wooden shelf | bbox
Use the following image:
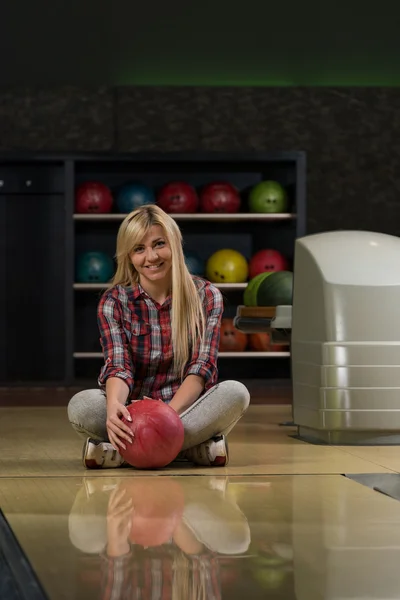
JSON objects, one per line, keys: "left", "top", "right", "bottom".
{"left": 73, "top": 282, "right": 246, "bottom": 290}
{"left": 73, "top": 351, "right": 290, "bottom": 359}
{"left": 73, "top": 213, "right": 296, "bottom": 222}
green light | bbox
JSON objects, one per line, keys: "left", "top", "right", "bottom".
{"left": 116, "top": 68, "right": 400, "bottom": 87}
{"left": 116, "top": 52, "right": 400, "bottom": 87}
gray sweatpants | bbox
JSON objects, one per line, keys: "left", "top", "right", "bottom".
{"left": 67, "top": 380, "right": 250, "bottom": 450}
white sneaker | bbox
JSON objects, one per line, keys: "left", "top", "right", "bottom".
{"left": 82, "top": 438, "right": 127, "bottom": 469}
{"left": 185, "top": 435, "right": 229, "bottom": 467}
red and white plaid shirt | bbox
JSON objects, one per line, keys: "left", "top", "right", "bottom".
{"left": 100, "top": 547, "right": 222, "bottom": 600}
{"left": 97, "top": 276, "right": 223, "bottom": 402}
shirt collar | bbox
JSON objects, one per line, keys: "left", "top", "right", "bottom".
{"left": 129, "top": 276, "right": 205, "bottom": 303}
{"left": 130, "top": 282, "right": 172, "bottom": 307}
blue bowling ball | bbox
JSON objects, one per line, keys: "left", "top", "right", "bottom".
{"left": 76, "top": 252, "right": 114, "bottom": 283}
{"left": 184, "top": 252, "right": 205, "bottom": 276}
{"left": 116, "top": 183, "right": 155, "bottom": 213}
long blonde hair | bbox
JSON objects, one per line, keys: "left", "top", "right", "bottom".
{"left": 109, "top": 204, "right": 205, "bottom": 379}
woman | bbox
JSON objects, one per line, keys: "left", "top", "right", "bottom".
{"left": 67, "top": 204, "right": 250, "bottom": 468}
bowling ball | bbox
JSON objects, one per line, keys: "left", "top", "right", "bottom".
{"left": 249, "top": 332, "right": 284, "bottom": 352}
{"left": 120, "top": 400, "right": 185, "bottom": 469}
{"left": 248, "top": 249, "right": 288, "bottom": 279}
{"left": 116, "top": 183, "right": 155, "bottom": 213}
{"left": 75, "top": 182, "right": 113, "bottom": 214}
{"left": 157, "top": 182, "right": 199, "bottom": 213}
{"left": 206, "top": 249, "right": 248, "bottom": 283}
{"left": 256, "top": 271, "right": 293, "bottom": 306}
{"left": 243, "top": 272, "right": 273, "bottom": 306}
{"left": 248, "top": 181, "right": 288, "bottom": 213}
{"left": 219, "top": 319, "right": 248, "bottom": 351}
{"left": 76, "top": 252, "right": 114, "bottom": 283}
{"left": 184, "top": 251, "right": 205, "bottom": 276}
{"left": 252, "top": 565, "right": 288, "bottom": 590}
{"left": 200, "top": 182, "right": 241, "bottom": 213}
{"left": 121, "top": 478, "right": 185, "bottom": 548}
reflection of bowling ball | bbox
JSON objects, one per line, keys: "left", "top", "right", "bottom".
{"left": 75, "top": 182, "right": 113, "bottom": 213}
{"left": 120, "top": 478, "right": 185, "bottom": 547}
{"left": 116, "top": 183, "right": 155, "bottom": 213}
{"left": 200, "top": 182, "right": 241, "bottom": 213}
{"left": 184, "top": 251, "right": 205, "bottom": 276}
{"left": 219, "top": 319, "right": 248, "bottom": 352}
{"left": 120, "top": 400, "right": 184, "bottom": 469}
{"left": 252, "top": 565, "right": 288, "bottom": 590}
{"left": 248, "top": 181, "right": 288, "bottom": 213}
{"left": 76, "top": 252, "right": 114, "bottom": 283}
{"left": 157, "top": 182, "right": 199, "bottom": 213}
{"left": 252, "top": 551, "right": 290, "bottom": 590}
{"left": 248, "top": 249, "right": 288, "bottom": 279}
{"left": 206, "top": 249, "right": 248, "bottom": 283}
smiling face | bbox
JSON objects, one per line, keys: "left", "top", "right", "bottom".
{"left": 129, "top": 225, "right": 172, "bottom": 287}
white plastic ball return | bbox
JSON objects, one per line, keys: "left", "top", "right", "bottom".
{"left": 235, "top": 230, "right": 400, "bottom": 445}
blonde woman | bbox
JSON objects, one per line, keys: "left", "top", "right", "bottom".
{"left": 68, "top": 204, "right": 250, "bottom": 468}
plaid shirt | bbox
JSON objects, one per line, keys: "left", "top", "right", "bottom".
{"left": 100, "top": 548, "right": 222, "bottom": 600}
{"left": 97, "top": 276, "right": 223, "bottom": 402}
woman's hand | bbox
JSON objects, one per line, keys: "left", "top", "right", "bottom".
{"left": 106, "top": 401, "right": 134, "bottom": 451}
{"left": 106, "top": 485, "right": 133, "bottom": 557}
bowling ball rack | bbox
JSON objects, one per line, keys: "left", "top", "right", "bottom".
{"left": 234, "top": 305, "right": 294, "bottom": 426}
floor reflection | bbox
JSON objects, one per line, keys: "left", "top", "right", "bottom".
{"left": 68, "top": 476, "right": 294, "bottom": 599}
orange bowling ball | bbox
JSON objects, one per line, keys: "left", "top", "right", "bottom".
{"left": 219, "top": 319, "right": 248, "bottom": 351}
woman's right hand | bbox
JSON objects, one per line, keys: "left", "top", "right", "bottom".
{"left": 106, "top": 401, "right": 134, "bottom": 451}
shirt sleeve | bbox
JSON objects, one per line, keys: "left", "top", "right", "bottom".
{"left": 101, "top": 553, "right": 132, "bottom": 600}
{"left": 185, "top": 284, "right": 224, "bottom": 387}
{"left": 97, "top": 293, "right": 135, "bottom": 394}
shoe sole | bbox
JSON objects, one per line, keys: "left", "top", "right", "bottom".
{"left": 82, "top": 438, "right": 101, "bottom": 470}
{"left": 212, "top": 434, "right": 229, "bottom": 467}
{"left": 224, "top": 435, "right": 230, "bottom": 466}
{"left": 82, "top": 438, "right": 89, "bottom": 468}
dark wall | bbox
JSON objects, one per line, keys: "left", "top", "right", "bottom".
{"left": 1, "top": 86, "right": 400, "bottom": 235}
{"left": 2, "top": 1, "right": 400, "bottom": 85}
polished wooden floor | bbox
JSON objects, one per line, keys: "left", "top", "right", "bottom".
{"left": 1, "top": 401, "right": 400, "bottom": 599}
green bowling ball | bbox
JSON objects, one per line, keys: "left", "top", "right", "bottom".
{"left": 249, "top": 181, "right": 288, "bottom": 213}
{"left": 243, "top": 272, "right": 273, "bottom": 306}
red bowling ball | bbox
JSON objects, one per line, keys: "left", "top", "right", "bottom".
{"left": 120, "top": 399, "right": 185, "bottom": 469}
{"left": 157, "top": 182, "right": 199, "bottom": 213}
{"left": 248, "top": 249, "right": 288, "bottom": 279}
{"left": 200, "top": 182, "right": 241, "bottom": 213}
{"left": 75, "top": 182, "right": 113, "bottom": 214}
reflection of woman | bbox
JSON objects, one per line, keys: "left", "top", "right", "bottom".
{"left": 68, "top": 205, "right": 250, "bottom": 468}
{"left": 69, "top": 477, "right": 251, "bottom": 600}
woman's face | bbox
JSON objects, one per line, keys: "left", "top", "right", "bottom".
{"left": 129, "top": 225, "right": 172, "bottom": 285}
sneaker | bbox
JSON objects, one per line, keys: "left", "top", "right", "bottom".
{"left": 82, "top": 438, "right": 127, "bottom": 469}
{"left": 185, "top": 435, "right": 229, "bottom": 467}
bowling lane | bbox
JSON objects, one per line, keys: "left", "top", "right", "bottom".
{"left": 2, "top": 474, "right": 400, "bottom": 600}
{"left": 332, "top": 444, "right": 400, "bottom": 474}
{"left": 0, "top": 405, "right": 395, "bottom": 477}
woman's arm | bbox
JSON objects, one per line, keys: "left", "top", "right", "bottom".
{"left": 98, "top": 293, "right": 135, "bottom": 448}
{"left": 169, "top": 374, "right": 205, "bottom": 415}
{"left": 97, "top": 293, "right": 135, "bottom": 396}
